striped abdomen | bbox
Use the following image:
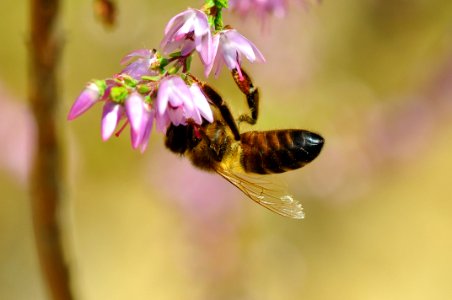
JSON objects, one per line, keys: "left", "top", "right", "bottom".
{"left": 240, "top": 130, "right": 324, "bottom": 174}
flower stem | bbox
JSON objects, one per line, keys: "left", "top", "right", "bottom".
{"left": 204, "top": 0, "right": 228, "bottom": 30}
{"left": 29, "top": 0, "right": 74, "bottom": 299}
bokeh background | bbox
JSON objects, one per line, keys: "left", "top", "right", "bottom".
{"left": 2, "top": 0, "right": 452, "bottom": 299}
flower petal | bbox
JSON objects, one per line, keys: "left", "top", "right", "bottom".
{"left": 156, "top": 76, "right": 202, "bottom": 127}
{"left": 161, "top": 10, "right": 193, "bottom": 52}
{"left": 192, "top": 10, "right": 209, "bottom": 36}
{"left": 120, "top": 49, "right": 152, "bottom": 66}
{"left": 125, "top": 93, "right": 144, "bottom": 133}
{"left": 197, "top": 31, "right": 212, "bottom": 65}
{"left": 160, "top": 9, "right": 211, "bottom": 60}
{"left": 181, "top": 40, "right": 197, "bottom": 57}
{"left": 168, "top": 107, "right": 186, "bottom": 126}
{"left": 101, "top": 101, "right": 122, "bottom": 141}
{"left": 227, "top": 30, "right": 265, "bottom": 62}
{"left": 68, "top": 83, "right": 100, "bottom": 120}
{"left": 204, "top": 34, "right": 220, "bottom": 77}
{"left": 187, "top": 105, "right": 202, "bottom": 125}
{"left": 190, "top": 84, "right": 213, "bottom": 123}
{"left": 170, "top": 79, "right": 193, "bottom": 110}
{"left": 138, "top": 108, "right": 154, "bottom": 153}
{"left": 159, "top": 76, "right": 192, "bottom": 110}
{"left": 213, "top": 46, "right": 226, "bottom": 77}
{"left": 157, "top": 79, "right": 171, "bottom": 115}
{"left": 119, "top": 49, "right": 158, "bottom": 79}
{"left": 155, "top": 111, "right": 170, "bottom": 132}
{"left": 209, "top": 29, "right": 266, "bottom": 76}
{"left": 130, "top": 104, "right": 153, "bottom": 149}
{"left": 164, "top": 9, "right": 190, "bottom": 35}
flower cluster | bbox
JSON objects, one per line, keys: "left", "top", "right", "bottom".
{"left": 160, "top": 8, "right": 265, "bottom": 78}
{"left": 68, "top": 2, "right": 265, "bottom": 153}
{"left": 68, "top": 50, "right": 213, "bottom": 152}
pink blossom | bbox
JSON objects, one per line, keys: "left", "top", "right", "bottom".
{"left": 229, "top": 0, "right": 317, "bottom": 29}
{"left": 101, "top": 100, "right": 123, "bottom": 141}
{"left": 0, "top": 85, "right": 35, "bottom": 184}
{"left": 125, "top": 92, "right": 155, "bottom": 152}
{"left": 134, "top": 106, "right": 154, "bottom": 153}
{"left": 155, "top": 76, "right": 213, "bottom": 131}
{"left": 230, "top": 0, "right": 288, "bottom": 18}
{"left": 161, "top": 9, "right": 212, "bottom": 66}
{"left": 189, "top": 83, "right": 214, "bottom": 123}
{"left": 68, "top": 47, "right": 215, "bottom": 152}
{"left": 206, "top": 29, "right": 265, "bottom": 77}
{"left": 120, "top": 49, "right": 159, "bottom": 79}
{"left": 69, "top": 77, "right": 158, "bottom": 152}
{"left": 67, "top": 82, "right": 103, "bottom": 120}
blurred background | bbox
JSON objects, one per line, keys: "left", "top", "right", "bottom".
{"left": 1, "top": 0, "right": 452, "bottom": 299}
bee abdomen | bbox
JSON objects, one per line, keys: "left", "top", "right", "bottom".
{"left": 240, "top": 130, "right": 324, "bottom": 174}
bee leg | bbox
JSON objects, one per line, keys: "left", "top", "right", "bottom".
{"left": 231, "top": 68, "right": 259, "bottom": 125}
{"left": 198, "top": 83, "right": 241, "bottom": 141}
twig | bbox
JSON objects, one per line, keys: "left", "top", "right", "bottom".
{"left": 29, "top": 0, "right": 74, "bottom": 299}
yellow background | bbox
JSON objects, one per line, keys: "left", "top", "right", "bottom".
{"left": 1, "top": 0, "right": 452, "bottom": 299}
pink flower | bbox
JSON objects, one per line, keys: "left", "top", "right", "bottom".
{"left": 69, "top": 77, "right": 158, "bottom": 152}
{"left": 67, "top": 82, "right": 104, "bottom": 120}
{"left": 155, "top": 76, "right": 213, "bottom": 131}
{"left": 0, "top": 85, "right": 35, "bottom": 184}
{"left": 125, "top": 92, "right": 155, "bottom": 152}
{"left": 68, "top": 46, "right": 216, "bottom": 152}
{"left": 206, "top": 29, "right": 265, "bottom": 77}
{"left": 120, "top": 49, "right": 159, "bottom": 79}
{"left": 101, "top": 100, "right": 123, "bottom": 141}
{"left": 189, "top": 83, "right": 214, "bottom": 123}
{"left": 134, "top": 106, "right": 154, "bottom": 153}
{"left": 161, "top": 9, "right": 212, "bottom": 66}
{"left": 229, "top": 0, "right": 317, "bottom": 29}
{"left": 230, "top": 0, "right": 288, "bottom": 18}
{"left": 98, "top": 92, "right": 156, "bottom": 152}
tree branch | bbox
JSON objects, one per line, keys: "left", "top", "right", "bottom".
{"left": 29, "top": 0, "right": 74, "bottom": 299}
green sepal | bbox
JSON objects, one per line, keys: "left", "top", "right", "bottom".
{"left": 137, "top": 84, "right": 152, "bottom": 94}
{"left": 204, "top": 0, "right": 215, "bottom": 8}
{"left": 169, "top": 51, "right": 182, "bottom": 58}
{"left": 93, "top": 79, "right": 107, "bottom": 97}
{"left": 141, "top": 75, "right": 161, "bottom": 81}
{"left": 122, "top": 75, "right": 137, "bottom": 88}
{"left": 143, "top": 94, "right": 153, "bottom": 105}
{"left": 168, "top": 65, "right": 180, "bottom": 75}
{"left": 185, "top": 55, "right": 192, "bottom": 72}
{"left": 159, "top": 57, "right": 169, "bottom": 69}
{"left": 110, "top": 86, "right": 128, "bottom": 104}
{"left": 207, "top": 15, "right": 215, "bottom": 29}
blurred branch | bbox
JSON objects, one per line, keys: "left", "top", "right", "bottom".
{"left": 29, "top": 0, "right": 74, "bottom": 299}
{"left": 93, "top": 0, "right": 117, "bottom": 28}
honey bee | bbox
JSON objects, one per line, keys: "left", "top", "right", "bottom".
{"left": 165, "top": 69, "right": 324, "bottom": 219}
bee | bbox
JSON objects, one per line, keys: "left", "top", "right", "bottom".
{"left": 165, "top": 69, "right": 324, "bottom": 219}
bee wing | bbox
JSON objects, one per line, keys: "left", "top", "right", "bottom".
{"left": 216, "top": 168, "right": 305, "bottom": 219}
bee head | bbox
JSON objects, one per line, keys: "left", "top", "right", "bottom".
{"left": 164, "top": 124, "right": 201, "bottom": 154}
